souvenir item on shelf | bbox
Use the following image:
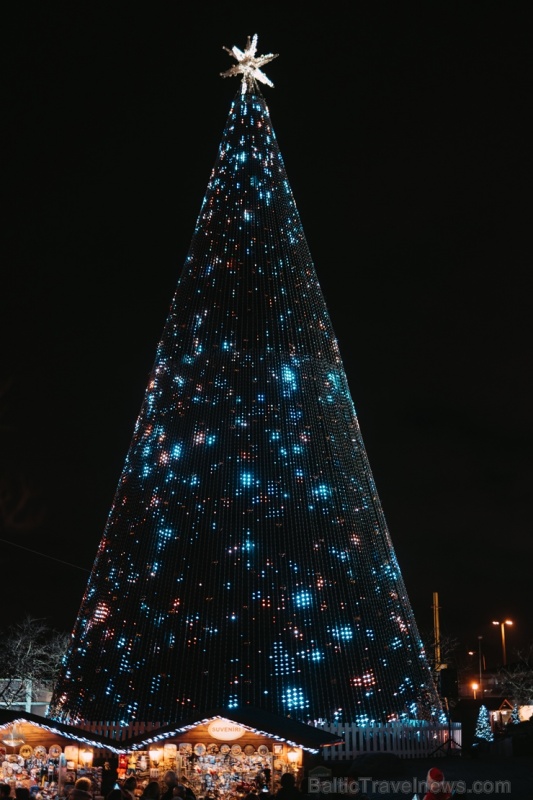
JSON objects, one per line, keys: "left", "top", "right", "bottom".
{"left": 230, "top": 744, "right": 241, "bottom": 755}
{"left": 193, "top": 743, "right": 206, "bottom": 756}
{"left": 34, "top": 746, "right": 48, "bottom": 759}
{"left": 243, "top": 745, "right": 255, "bottom": 755}
{"left": 257, "top": 745, "right": 269, "bottom": 756}
{"left": 49, "top": 745, "right": 62, "bottom": 758}
{"left": 207, "top": 744, "right": 219, "bottom": 754}
{"left": 179, "top": 743, "right": 192, "bottom": 754}
{"left": 219, "top": 744, "right": 230, "bottom": 755}
{"left": 19, "top": 745, "right": 34, "bottom": 759}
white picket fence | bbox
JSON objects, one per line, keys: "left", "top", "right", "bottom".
{"left": 73, "top": 718, "right": 462, "bottom": 760}
{"left": 316, "top": 721, "right": 462, "bottom": 760}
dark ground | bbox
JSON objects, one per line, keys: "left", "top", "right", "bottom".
{"left": 313, "top": 753, "right": 533, "bottom": 798}
{"left": 391, "top": 754, "right": 532, "bottom": 799}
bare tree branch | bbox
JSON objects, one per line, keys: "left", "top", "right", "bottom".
{"left": 0, "top": 616, "right": 69, "bottom": 708}
{"left": 495, "top": 644, "right": 533, "bottom": 706}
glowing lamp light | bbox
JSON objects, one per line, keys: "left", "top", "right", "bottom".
{"left": 150, "top": 747, "right": 164, "bottom": 766}
{"left": 287, "top": 747, "right": 300, "bottom": 771}
{"left": 472, "top": 682, "right": 479, "bottom": 699}
{"left": 64, "top": 745, "right": 79, "bottom": 763}
{"left": 492, "top": 619, "right": 513, "bottom": 666}
{"left": 164, "top": 743, "right": 177, "bottom": 760}
{"left": 1, "top": 724, "right": 25, "bottom": 747}
{"left": 80, "top": 748, "right": 94, "bottom": 766}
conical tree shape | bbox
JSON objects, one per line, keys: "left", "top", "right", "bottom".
{"left": 49, "top": 43, "right": 440, "bottom": 728}
{"left": 474, "top": 705, "right": 494, "bottom": 742}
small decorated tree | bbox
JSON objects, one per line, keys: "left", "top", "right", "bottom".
{"left": 474, "top": 704, "right": 494, "bottom": 742}
{"left": 510, "top": 704, "right": 521, "bottom": 724}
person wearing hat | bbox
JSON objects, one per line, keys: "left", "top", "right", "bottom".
{"left": 422, "top": 767, "right": 452, "bottom": 800}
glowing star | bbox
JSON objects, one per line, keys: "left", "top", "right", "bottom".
{"left": 221, "top": 33, "right": 278, "bottom": 92}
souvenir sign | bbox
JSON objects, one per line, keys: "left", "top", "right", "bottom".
{"left": 207, "top": 719, "right": 246, "bottom": 741}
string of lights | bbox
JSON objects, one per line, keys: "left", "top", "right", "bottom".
{"left": 48, "top": 37, "right": 441, "bottom": 729}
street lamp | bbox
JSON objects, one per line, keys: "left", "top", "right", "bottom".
{"left": 492, "top": 619, "right": 513, "bottom": 666}
{"left": 467, "top": 636, "right": 484, "bottom": 696}
{"left": 477, "top": 635, "right": 483, "bottom": 693}
{"left": 472, "top": 682, "right": 478, "bottom": 700}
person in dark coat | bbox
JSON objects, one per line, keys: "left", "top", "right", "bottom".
{"left": 68, "top": 778, "right": 93, "bottom": 800}
{"left": 160, "top": 773, "right": 179, "bottom": 800}
{"left": 178, "top": 779, "right": 196, "bottom": 800}
{"left": 121, "top": 777, "right": 138, "bottom": 800}
{"left": 100, "top": 761, "right": 119, "bottom": 798}
{"left": 275, "top": 773, "right": 301, "bottom": 800}
{"left": 139, "top": 782, "right": 160, "bottom": 800}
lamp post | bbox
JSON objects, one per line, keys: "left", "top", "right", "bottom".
{"left": 287, "top": 746, "right": 301, "bottom": 774}
{"left": 478, "top": 635, "right": 483, "bottom": 694}
{"left": 468, "top": 636, "right": 484, "bottom": 698}
{"left": 492, "top": 619, "right": 513, "bottom": 666}
{"left": 149, "top": 747, "right": 164, "bottom": 778}
{"left": 472, "top": 682, "right": 478, "bottom": 700}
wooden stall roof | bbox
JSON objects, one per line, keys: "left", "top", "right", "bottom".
{"left": 125, "top": 708, "right": 343, "bottom": 753}
{"left": 0, "top": 709, "right": 127, "bottom": 753}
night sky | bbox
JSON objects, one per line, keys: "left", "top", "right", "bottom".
{"left": 3, "top": 5, "right": 531, "bottom": 669}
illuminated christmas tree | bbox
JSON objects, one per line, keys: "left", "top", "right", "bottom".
{"left": 48, "top": 35, "right": 441, "bottom": 728}
{"left": 474, "top": 705, "right": 494, "bottom": 742}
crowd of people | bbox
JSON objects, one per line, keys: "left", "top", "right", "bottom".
{"left": 0, "top": 764, "right": 455, "bottom": 800}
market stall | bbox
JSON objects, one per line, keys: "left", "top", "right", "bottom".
{"left": 123, "top": 711, "right": 342, "bottom": 799}
{"left": 0, "top": 709, "right": 342, "bottom": 800}
{"left": 0, "top": 711, "right": 123, "bottom": 799}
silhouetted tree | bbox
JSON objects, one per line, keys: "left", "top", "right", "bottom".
{"left": 495, "top": 644, "right": 533, "bottom": 707}
{"left": 0, "top": 616, "right": 69, "bottom": 708}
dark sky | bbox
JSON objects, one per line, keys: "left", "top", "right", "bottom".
{"left": 2, "top": 5, "right": 531, "bottom": 669}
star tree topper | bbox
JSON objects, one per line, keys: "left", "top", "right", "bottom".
{"left": 221, "top": 34, "right": 278, "bottom": 92}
